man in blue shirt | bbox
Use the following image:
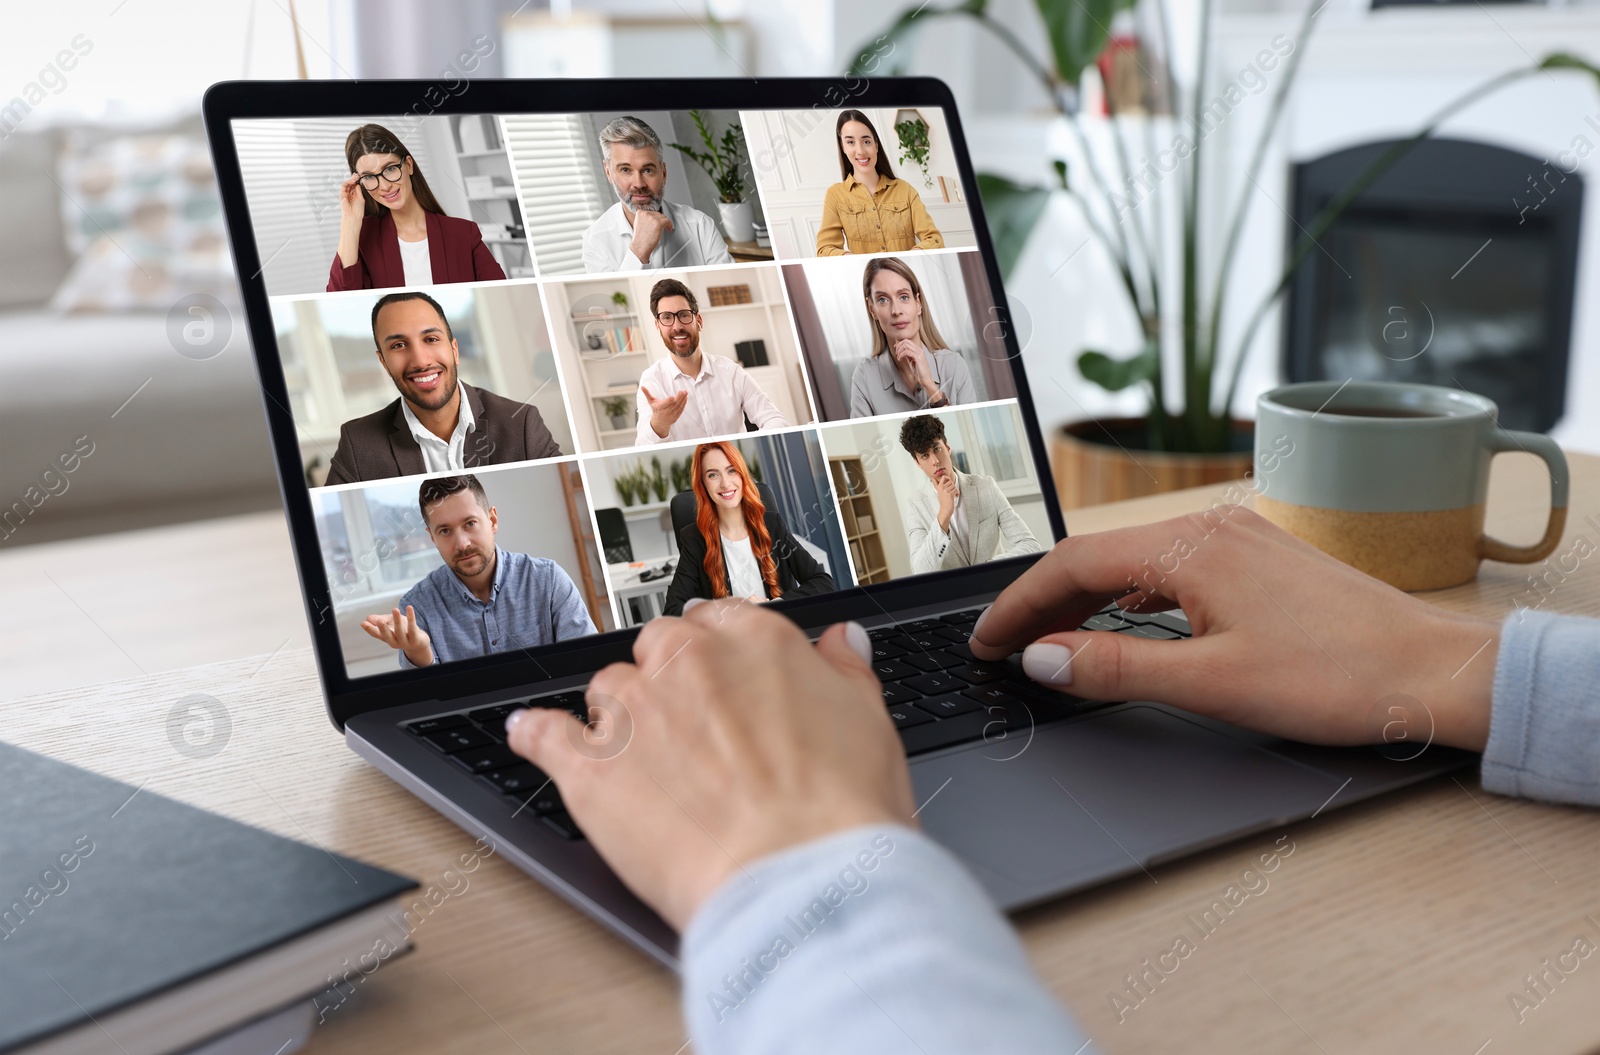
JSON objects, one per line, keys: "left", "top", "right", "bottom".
{"left": 360, "top": 474, "right": 595, "bottom": 667}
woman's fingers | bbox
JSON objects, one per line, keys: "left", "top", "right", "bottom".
{"left": 969, "top": 523, "right": 1193, "bottom": 660}
{"left": 1019, "top": 629, "right": 1218, "bottom": 707}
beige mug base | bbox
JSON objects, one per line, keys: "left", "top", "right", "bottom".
{"left": 1256, "top": 495, "right": 1485, "bottom": 592}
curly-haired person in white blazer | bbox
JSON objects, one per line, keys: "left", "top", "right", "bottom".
{"left": 899, "top": 413, "right": 1040, "bottom": 574}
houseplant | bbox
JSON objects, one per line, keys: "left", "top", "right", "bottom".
{"left": 671, "top": 109, "right": 755, "bottom": 243}
{"left": 649, "top": 456, "right": 669, "bottom": 502}
{"left": 855, "top": 0, "right": 1600, "bottom": 505}
{"left": 894, "top": 112, "right": 933, "bottom": 188}
{"left": 600, "top": 395, "right": 630, "bottom": 431}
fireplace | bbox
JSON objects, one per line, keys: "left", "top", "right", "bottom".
{"left": 1283, "top": 137, "right": 1582, "bottom": 433}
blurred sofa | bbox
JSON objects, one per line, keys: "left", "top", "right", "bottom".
{"left": 0, "top": 116, "right": 280, "bottom": 546}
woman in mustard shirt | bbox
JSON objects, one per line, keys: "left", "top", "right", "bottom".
{"left": 815, "top": 110, "right": 944, "bottom": 256}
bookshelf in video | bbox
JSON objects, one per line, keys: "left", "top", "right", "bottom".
{"left": 232, "top": 105, "right": 1052, "bottom": 680}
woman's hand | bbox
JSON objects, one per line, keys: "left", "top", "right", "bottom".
{"left": 506, "top": 601, "right": 913, "bottom": 931}
{"left": 891, "top": 338, "right": 938, "bottom": 396}
{"left": 970, "top": 507, "right": 1498, "bottom": 751}
{"left": 336, "top": 174, "right": 366, "bottom": 268}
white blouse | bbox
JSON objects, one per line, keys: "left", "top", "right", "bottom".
{"left": 398, "top": 236, "right": 431, "bottom": 287}
{"left": 720, "top": 533, "right": 765, "bottom": 599}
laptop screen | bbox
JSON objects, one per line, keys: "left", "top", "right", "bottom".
{"left": 226, "top": 104, "right": 1056, "bottom": 683}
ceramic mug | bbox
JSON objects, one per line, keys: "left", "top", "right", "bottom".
{"left": 1253, "top": 381, "right": 1569, "bottom": 591}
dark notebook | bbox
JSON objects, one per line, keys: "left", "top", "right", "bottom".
{"left": 0, "top": 742, "right": 418, "bottom": 1053}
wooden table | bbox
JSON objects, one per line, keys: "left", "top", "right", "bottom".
{"left": 6, "top": 451, "right": 1599, "bottom": 1054}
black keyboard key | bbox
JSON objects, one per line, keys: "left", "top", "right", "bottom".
{"left": 1121, "top": 622, "right": 1185, "bottom": 640}
{"left": 899, "top": 712, "right": 992, "bottom": 756}
{"left": 904, "top": 671, "right": 966, "bottom": 696}
{"left": 406, "top": 714, "right": 466, "bottom": 735}
{"left": 872, "top": 658, "right": 919, "bottom": 681}
{"left": 452, "top": 744, "right": 520, "bottom": 774}
{"left": 468, "top": 703, "right": 522, "bottom": 727}
{"left": 868, "top": 626, "right": 904, "bottom": 642}
{"left": 541, "top": 812, "right": 584, "bottom": 840}
{"left": 871, "top": 640, "right": 906, "bottom": 661}
{"left": 915, "top": 694, "right": 981, "bottom": 719}
{"left": 482, "top": 764, "right": 549, "bottom": 795}
{"left": 941, "top": 609, "right": 982, "bottom": 626}
{"left": 1082, "top": 612, "right": 1132, "bottom": 632}
{"left": 882, "top": 682, "right": 923, "bottom": 706}
{"left": 423, "top": 725, "right": 493, "bottom": 753}
{"left": 508, "top": 782, "right": 564, "bottom": 815}
{"left": 900, "top": 651, "right": 962, "bottom": 672}
{"left": 532, "top": 691, "right": 587, "bottom": 719}
{"left": 888, "top": 705, "right": 934, "bottom": 730}
{"left": 930, "top": 626, "right": 972, "bottom": 644}
{"left": 948, "top": 662, "right": 1005, "bottom": 685}
{"left": 1142, "top": 611, "right": 1192, "bottom": 637}
{"left": 965, "top": 682, "right": 1076, "bottom": 725}
{"left": 900, "top": 618, "right": 945, "bottom": 634}
{"left": 900, "top": 632, "right": 947, "bottom": 652}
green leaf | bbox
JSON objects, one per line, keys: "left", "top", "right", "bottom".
{"left": 975, "top": 174, "right": 1051, "bottom": 279}
{"left": 1541, "top": 52, "right": 1600, "bottom": 82}
{"left": 1034, "top": 0, "right": 1132, "bottom": 86}
{"left": 1078, "top": 344, "right": 1158, "bottom": 392}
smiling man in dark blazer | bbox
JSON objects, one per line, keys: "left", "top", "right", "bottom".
{"left": 323, "top": 291, "right": 562, "bottom": 485}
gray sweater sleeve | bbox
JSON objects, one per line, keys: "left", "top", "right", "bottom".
{"left": 1484, "top": 609, "right": 1600, "bottom": 806}
{"left": 681, "top": 824, "right": 1086, "bottom": 1055}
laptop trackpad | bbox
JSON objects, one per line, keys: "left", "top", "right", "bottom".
{"left": 912, "top": 705, "right": 1344, "bottom": 886}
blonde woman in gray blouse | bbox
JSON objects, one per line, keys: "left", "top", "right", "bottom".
{"left": 848, "top": 256, "right": 976, "bottom": 418}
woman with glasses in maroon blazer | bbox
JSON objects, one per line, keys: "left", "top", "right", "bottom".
{"left": 327, "top": 123, "right": 506, "bottom": 292}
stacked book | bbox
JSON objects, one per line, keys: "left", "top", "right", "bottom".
{"left": 0, "top": 744, "right": 419, "bottom": 1055}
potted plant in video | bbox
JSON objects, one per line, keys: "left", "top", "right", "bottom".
{"left": 616, "top": 466, "right": 638, "bottom": 507}
{"left": 856, "top": 0, "right": 1600, "bottom": 507}
{"left": 894, "top": 110, "right": 933, "bottom": 188}
{"left": 601, "top": 395, "right": 631, "bottom": 431}
{"left": 672, "top": 109, "right": 756, "bottom": 243}
{"left": 649, "top": 456, "right": 669, "bottom": 502}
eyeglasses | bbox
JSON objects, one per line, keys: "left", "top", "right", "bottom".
{"left": 356, "top": 163, "right": 404, "bottom": 190}
{"left": 655, "top": 309, "right": 697, "bottom": 326}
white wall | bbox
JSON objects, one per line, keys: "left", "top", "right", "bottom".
{"left": 475, "top": 283, "right": 575, "bottom": 454}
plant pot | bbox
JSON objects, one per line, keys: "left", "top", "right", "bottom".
{"left": 609, "top": 413, "right": 629, "bottom": 430}
{"left": 718, "top": 200, "right": 755, "bottom": 243}
{"left": 1052, "top": 417, "right": 1255, "bottom": 511}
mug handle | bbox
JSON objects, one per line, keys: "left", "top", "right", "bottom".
{"left": 1477, "top": 430, "right": 1569, "bottom": 564}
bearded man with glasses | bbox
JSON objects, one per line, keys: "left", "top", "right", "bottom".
{"left": 634, "top": 278, "right": 791, "bottom": 446}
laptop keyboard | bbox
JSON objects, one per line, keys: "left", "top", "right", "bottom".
{"left": 401, "top": 603, "right": 1193, "bottom": 841}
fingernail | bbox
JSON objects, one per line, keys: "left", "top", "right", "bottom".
{"left": 504, "top": 708, "right": 529, "bottom": 735}
{"left": 683, "top": 597, "right": 707, "bottom": 613}
{"left": 843, "top": 620, "right": 871, "bottom": 665}
{"left": 970, "top": 604, "right": 993, "bottom": 643}
{"left": 1022, "top": 643, "right": 1073, "bottom": 687}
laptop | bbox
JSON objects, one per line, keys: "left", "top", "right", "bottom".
{"left": 202, "top": 76, "right": 1471, "bottom": 968}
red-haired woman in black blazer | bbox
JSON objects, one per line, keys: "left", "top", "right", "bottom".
{"left": 662, "top": 441, "right": 834, "bottom": 616}
{"left": 328, "top": 123, "right": 505, "bottom": 291}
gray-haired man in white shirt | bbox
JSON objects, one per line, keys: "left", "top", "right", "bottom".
{"left": 582, "top": 116, "right": 735, "bottom": 274}
{"left": 634, "top": 278, "right": 790, "bottom": 446}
